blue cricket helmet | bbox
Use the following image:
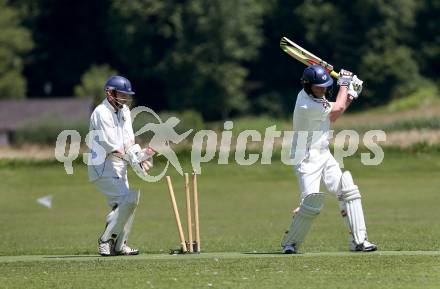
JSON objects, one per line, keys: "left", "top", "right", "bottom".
{"left": 301, "top": 64, "right": 333, "bottom": 87}
{"left": 104, "top": 76, "right": 135, "bottom": 95}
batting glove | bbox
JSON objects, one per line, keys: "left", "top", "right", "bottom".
{"left": 348, "top": 75, "right": 363, "bottom": 99}
{"left": 337, "top": 69, "right": 354, "bottom": 86}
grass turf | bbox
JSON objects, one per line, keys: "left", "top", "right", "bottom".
{"left": 1, "top": 151, "right": 440, "bottom": 288}
{"left": 1, "top": 253, "right": 439, "bottom": 289}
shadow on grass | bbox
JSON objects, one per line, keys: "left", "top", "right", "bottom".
{"left": 243, "top": 252, "right": 284, "bottom": 255}
{"left": 43, "top": 255, "right": 101, "bottom": 259}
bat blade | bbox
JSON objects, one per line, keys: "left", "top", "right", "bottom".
{"left": 280, "top": 37, "right": 339, "bottom": 79}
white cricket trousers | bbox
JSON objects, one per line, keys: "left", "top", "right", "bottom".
{"left": 94, "top": 176, "right": 131, "bottom": 206}
{"left": 294, "top": 149, "right": 343, "bottom": 200}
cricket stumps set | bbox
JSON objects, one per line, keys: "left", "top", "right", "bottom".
{"left": 166, "top": 172, "right": 201, "bottom": 254}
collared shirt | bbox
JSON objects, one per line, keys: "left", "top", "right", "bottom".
{"left": 291, "top": 89, "right": 332, "bottom": 162}
{"left": 87, "top": 98, "right": 135, "bottom": 181}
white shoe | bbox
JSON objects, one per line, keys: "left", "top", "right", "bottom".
{"left": 115, "top": 244, "right": 139, "bottom": 256}
{"left": 98, "top": 238, "right": 115, "bottom": 256}
{"left": 350, "top": 240, "right": 377, "bottom": 252}
{"left": 282, "top": 244, "right": 298, "bottom": 254}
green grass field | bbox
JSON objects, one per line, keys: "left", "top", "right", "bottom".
{"left": 1, "top": 151, "right": 440, "bottom": 288}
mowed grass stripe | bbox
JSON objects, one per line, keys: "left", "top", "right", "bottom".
{"left": 1, "top": 251, "right": 440, "bottom": 263}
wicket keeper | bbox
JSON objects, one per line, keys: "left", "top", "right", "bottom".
{"left": 88, "top": 76, "right": 152, "bottom": 256}
{"left": 282, "top": 65, "right": 377, "bottom": 254}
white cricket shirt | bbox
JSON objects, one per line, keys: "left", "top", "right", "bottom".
{"left": 88, "top": 98, "right": 135, "bottom": 181}
{"left": 291, "top": 89, "right": 332, "bottom": 163}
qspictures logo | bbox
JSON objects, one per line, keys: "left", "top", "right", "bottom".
{"left": 54, "top": 106, "right": 386, "bottom": 182}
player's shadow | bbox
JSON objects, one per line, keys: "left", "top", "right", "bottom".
{"left": 43, "top": 255, "right": 102, "bottom": 259}
{"left": 242, "top": 251, "right": 285, "bottom": 255}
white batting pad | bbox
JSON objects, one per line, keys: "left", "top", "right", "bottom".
{"left": 341, "top": 171, "right": 367, "bottom": 245}
{"left": 115, "top": 212, "right": 136, "bottom": 251}
{"left": 101, "top": 190, "right": 140, "bottom": 242}
{"left": 282, "top": 193, "right": 325, "bottom": 247}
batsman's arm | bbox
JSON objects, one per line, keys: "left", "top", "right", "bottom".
{"left": 329, "top": 86, "right": 352, "bottom": 123}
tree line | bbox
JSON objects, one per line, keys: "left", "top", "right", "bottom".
{"left": 1, "top": 0, "right": 439, "bottom": 119}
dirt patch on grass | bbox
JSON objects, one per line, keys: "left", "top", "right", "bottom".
{"left": 0, "top": 145, "right": 56, "bottom": 160}
{"left": 384, "top": 129, "right": 440, "bottom": 147}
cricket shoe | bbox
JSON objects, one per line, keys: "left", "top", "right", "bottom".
{"left": 115, "top": 244, "right": 139, "bottom": 256}
{"left": 98, "top": 238, "right": 115, "bottom": 256}
{"left": 350, "top": 240, "right": 377, "bottom": 252}
{"left": 282, "top": 244, "right": 298, "bottom": 254}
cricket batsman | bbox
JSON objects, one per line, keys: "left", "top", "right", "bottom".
{"left": 281, "top": 64, "right": 377, "bottom": 254}
{"left": 88, "top": 76, "right": 153, "bottom": 256}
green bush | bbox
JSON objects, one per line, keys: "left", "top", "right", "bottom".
{"left": 11, "top": 109, "right": 204, "bottom": 146}
{"left": 74, "top": 64, "right": 118, "bottom": 107}
{"left": 385, "top": 80, "right": 439, "bottom": 112}
{"left": 335, "top": 117, "right": 440, "bottom": 134}
{"left": 208, "top": 115, "right": 290, "bottom": 136}
{"left": 132, "top": 110, "right": 204, "bottom": 143}
{"left": 385, "top": 117, "right": 440, "bottom": 131}
{"left": 0, "top": 2, "right": 33, "bottom": 99}
{"left": 13, "top": 118, "right": 89, "bottom": 146}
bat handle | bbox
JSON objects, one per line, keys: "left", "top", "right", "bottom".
{"left": 330, "top": 70, "right": 339, "bottom": 79}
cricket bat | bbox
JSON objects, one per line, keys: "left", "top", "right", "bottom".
{"left": 280, "top": 37, "right": 340, "bottom": 79}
